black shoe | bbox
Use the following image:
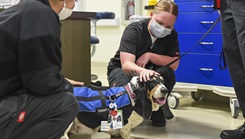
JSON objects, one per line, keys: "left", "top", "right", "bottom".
{"left": 220, "top": 123, "right": 245, "bottom": 139}
{"left": 152, "top": 118, "right": 166, "bottom": 127}
{"left": 161, "top": 102, "right": 174, "bottom": 120}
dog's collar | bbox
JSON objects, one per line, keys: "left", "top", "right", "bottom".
{"left": 125, "top": 84, "right": 136, "bottom": 100}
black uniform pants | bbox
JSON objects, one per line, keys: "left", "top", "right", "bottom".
{"left": 107, "top": 66, "right": 176, "bottom": 120}
{"left": 0, "top": 91, "right": 79, "bottom": 139}
{"left": 220, "top": 0, "right": 245, "bottom": 117}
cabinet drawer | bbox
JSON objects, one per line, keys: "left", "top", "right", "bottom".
{"left": 175, "top": 12, "right": 221, "bottom": 33}
{"left": 174, "top": 0, "right": 213, "bottom": 2}
{"left": 178, "top": 33, "right": 222, "bottom": 54}
{"left": 177, "top": 2, "right": 215, "bottom": 12}
{"left": 175, "top": 54, "right": 232, "bottom": 86}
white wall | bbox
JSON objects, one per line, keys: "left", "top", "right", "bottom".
{"left": 74, "top": 0, "right": 85, "bottom": 11}
{"left": 85, "top": 0, "right": 124, "bottom": 64}
{"left": 11, "top": 0, "right": 18, "bottom": 5}
{"left": 76, "top": 0, "right": 148, "bottom": 64}
{"left": 0, "top": 0, "right": 19, "bottom": 7}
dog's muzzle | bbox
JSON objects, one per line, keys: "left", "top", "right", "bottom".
{"left": 152, "top": 85, "right": 168, "bottom": 106}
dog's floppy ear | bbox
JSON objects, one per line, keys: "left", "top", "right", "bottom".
{"left": 133, "top": 87, "right": 152, "bottom": 120}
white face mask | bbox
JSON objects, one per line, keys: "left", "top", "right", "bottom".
{"left": 150, "top": 20, "right": 172, "bottom": 38}
{"left": 58, "top": 6, "right": 73, "bottom": 20}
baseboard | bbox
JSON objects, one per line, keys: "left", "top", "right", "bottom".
{"left": 91, "top": 61, "right": 108, "bottom": 67}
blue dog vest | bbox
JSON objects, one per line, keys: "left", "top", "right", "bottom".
{"left": 73, "top": 86, "right": 131, "bottom": 113}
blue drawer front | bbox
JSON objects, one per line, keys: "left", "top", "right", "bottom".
{"left": 175, "top": 54, "right": 233, "bottom": 86}
{"left": 175, "top": 12, "right": 221, "bottom": 33}
{"left": 177, "top": 2, "right": 215, "bottom": 12}
{"left": 178, "top": 33, "right": 223, "bottom": 54}
{"left": 174, "top": 0, "right": 213, "bottom": 2}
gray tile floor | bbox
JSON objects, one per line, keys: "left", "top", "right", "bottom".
{"left": 71, "top": 63, "right": 244, "bottom": 139}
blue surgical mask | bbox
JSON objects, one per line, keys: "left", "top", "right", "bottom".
{"left": 150, "top": 20, "right": 172, "bottom": 38}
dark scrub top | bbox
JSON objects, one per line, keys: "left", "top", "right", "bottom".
{"left": 107, "top": 18, "right": 180, "bottom": 74}
{"left": 0, "top": 0, "right": 72, "bottom": 98}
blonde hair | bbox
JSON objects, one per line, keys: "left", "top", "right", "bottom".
{"left": 153, "top": 0, "right": 179, "bottom": 17}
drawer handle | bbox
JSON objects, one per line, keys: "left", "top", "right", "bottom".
{"left": 200, "top": 21, "right": 214, "bottom": 24}
{"left": 199, "top": 68, "right": 213, "bottom": 71}
{"left": 200, "top": 42, "right": 214, "bottom": 45}
{"left": 200, "top": 5, "right": 214, "bottom": 8}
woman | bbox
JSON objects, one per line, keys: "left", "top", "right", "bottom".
{"left": 107, "top": 0, "right": 179, "bottom": 127}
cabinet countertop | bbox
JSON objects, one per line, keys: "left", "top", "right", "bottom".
{"left": 68, "top": 11, "right": 97, "bottom": 20}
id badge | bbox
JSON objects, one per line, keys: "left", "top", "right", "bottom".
{"left": 100, "top": 110, "right": 123, "bottom": 131}
{"left": 111, "top": 110, "right": 123, "bottom": 130}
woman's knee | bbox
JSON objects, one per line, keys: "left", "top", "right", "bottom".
{"left": 108, "top": 68, "right": 131, "bottom": 86}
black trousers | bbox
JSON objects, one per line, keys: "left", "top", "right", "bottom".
{"left": 107, "top": 66, "right": 176, "bottom": 120}
{"left": 0, "top": 91, "right": 79, "bottom": 139}
{"left": 220, "top": 0, "right": 245, "bottom": 117}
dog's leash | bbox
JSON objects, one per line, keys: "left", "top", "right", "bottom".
{"left": 158, "top": 16, "right": 221, "bottom": 70}
{"left": 219, "top": 45, "right": 227, "bottom": 70}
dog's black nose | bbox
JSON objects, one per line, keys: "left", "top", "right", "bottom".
{"left": 161, "top": 87, "right": 168, "bottom": 94}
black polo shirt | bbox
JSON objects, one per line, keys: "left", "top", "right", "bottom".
{"left": 108, "top": 18, "right": 179, "bottom": 73}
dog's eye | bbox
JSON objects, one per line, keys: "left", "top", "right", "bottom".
{"left": 158, "top": 76, "right": 165, "bottom": 83}
{"left": 152, "top": 76, "right": 157, "bottom": 80}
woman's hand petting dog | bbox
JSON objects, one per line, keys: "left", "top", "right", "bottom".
{"left": 139, "top": 69, "right": 160, "bottom": 82}
{"left": 65, "top": 78, "right": 84, "bottom": 86}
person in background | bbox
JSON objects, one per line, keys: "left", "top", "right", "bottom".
{"left": 0, "top": 0, "right": 83, "bottom": 139}
{"left": 107, "top": 0, "right": 179, "bottom": 127}
{"left": 214, "top": 0, "right": 245, "bottom": 139}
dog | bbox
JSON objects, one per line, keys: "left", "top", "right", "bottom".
{"left": 61, "top": 75, "right": 168, "bottom": 139}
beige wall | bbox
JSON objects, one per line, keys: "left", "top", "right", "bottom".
{"left": 81, "top": 0, "right": 149, "bottom": 64}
